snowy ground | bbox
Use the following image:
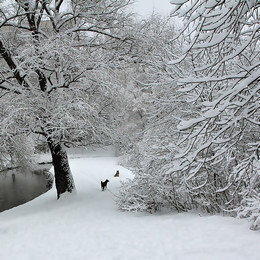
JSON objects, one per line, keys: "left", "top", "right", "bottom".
{"left": 0, "top": 153, "right": 259, "bottom": 260}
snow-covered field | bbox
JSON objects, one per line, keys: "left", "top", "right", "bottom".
{"left": 0, "top": 153, "right": 259, "bottom": 260}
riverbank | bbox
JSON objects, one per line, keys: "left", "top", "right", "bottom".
{"left": 0, "top": 163, "right": 53, "bottom": 213}
{"left": 0, "top": 154, "right": 259, "bottom": 260}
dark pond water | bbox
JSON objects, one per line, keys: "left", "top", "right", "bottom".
{"left": 0, "top": 164, "right": 53, "bottom": 212}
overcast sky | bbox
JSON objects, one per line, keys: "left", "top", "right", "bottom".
{"left": 3, "top": 0, "right": 173, "bottom": 18}
{"left": 131, "top": 0, "right": 173, "bottom": 17}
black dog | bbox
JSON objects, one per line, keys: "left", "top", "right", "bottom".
{"left": 101, "top": 179, "right": 109, "bottom": 191}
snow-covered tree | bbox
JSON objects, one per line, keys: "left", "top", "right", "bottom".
{"left": 117, "top": 1, "right": 260, "bottom": 230}
{"left": 0, "top": 0, "right": 134, "bottom": 198}
{"left": 167, "top": 0, "right": 260, "bottom": 228}
{"left": 117, "top": 15, "right": 191, "bottom": 212}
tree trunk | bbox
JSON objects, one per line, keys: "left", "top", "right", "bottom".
{"left": 48, "top": 140, "right": 75, "bottom": 199}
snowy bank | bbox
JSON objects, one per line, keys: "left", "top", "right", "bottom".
{"left": 0, "top": 156, "right": 259, "bottom": 260}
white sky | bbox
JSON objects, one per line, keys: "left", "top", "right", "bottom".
{"left": 3, "top": 0, "right": 173, "bottom": 17}
{"left": 131, "top": 0, "right": 173, "bottom": 17}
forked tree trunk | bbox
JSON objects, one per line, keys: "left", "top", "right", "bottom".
{"left": 48, "top": 140, "right": 75, "bottom": 199}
